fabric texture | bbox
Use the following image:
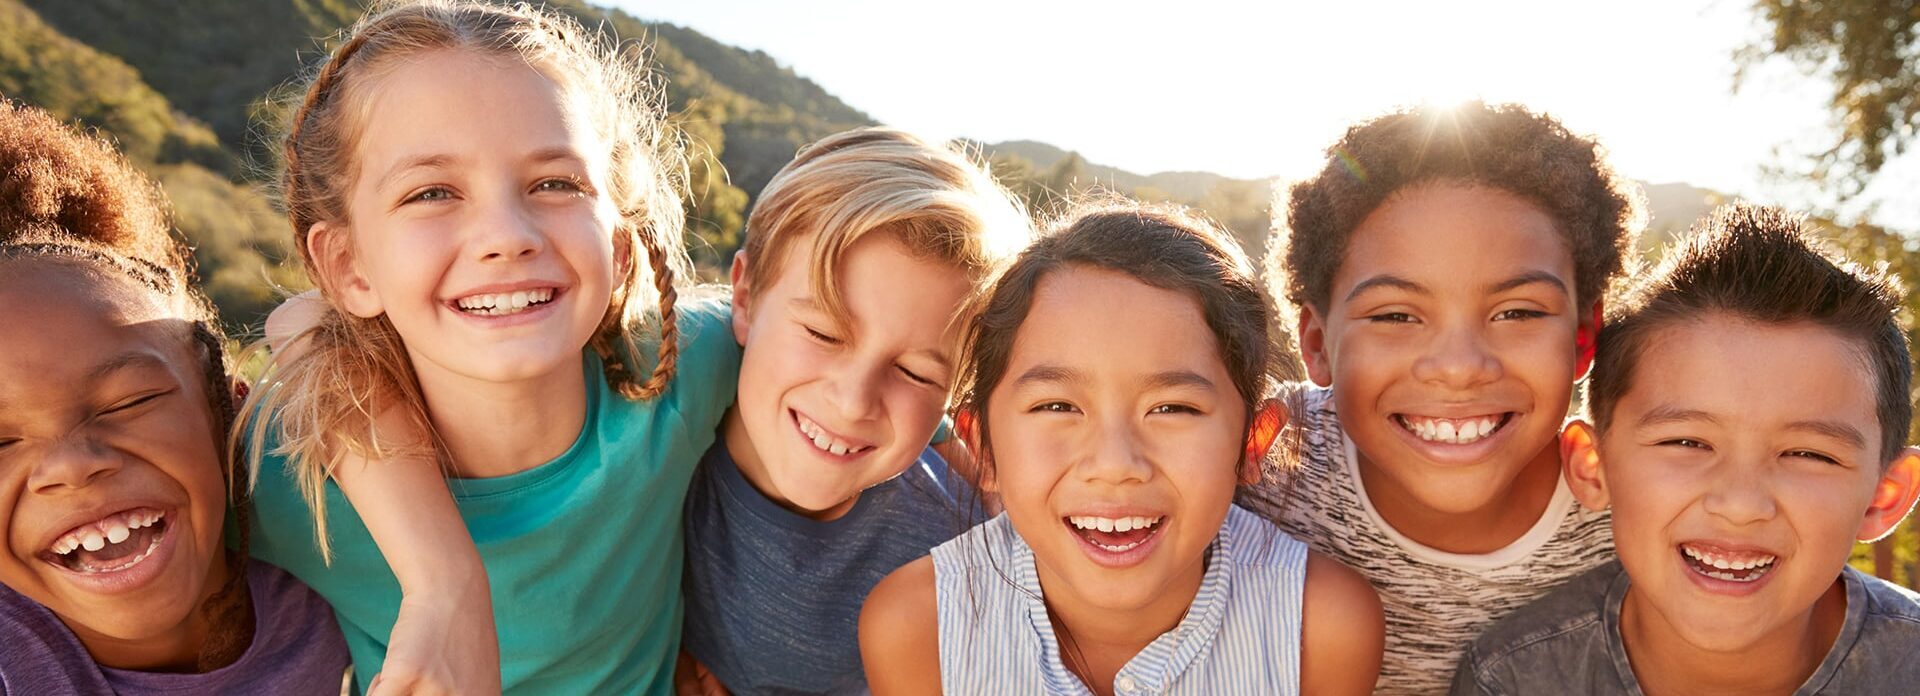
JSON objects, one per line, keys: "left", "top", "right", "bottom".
{"left": 1453, "top": 561, "right": 1920, "bottom": 695}
{"left": 249, "top": 299, "right": 741, "bottom": 695}
{"left": 681, "top": 442, "right": 978, "bottom": 695}
{"left": 0, "top": 559, "right": 350, "bottom": 695}
{"left": 930, "top": 505, "right": 1308, "bottom": 695}
{"left": 1235, "top": 384, "right": 1615, "bottom": 694}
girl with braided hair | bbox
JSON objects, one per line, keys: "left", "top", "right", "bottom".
{"left": 237, "top": 1, "right": 740, "bottom": 693}
{"left": 0, "top": 101, "right": 350, "bottom": 692}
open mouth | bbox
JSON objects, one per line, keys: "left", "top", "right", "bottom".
{"left": 792, "top": 410, "right": 875, "bottom": 457}
{"left": 1680, "top": 542, "right": 1778, "bottom": 584}
{"left": 1394, "top": 413, "right": 1515, "bottom": 445}
{"left": 1066, "top": 515, "right": 1166, "bottom": 553}
{"left": 453, "top": 287, "right": 557, "bottom": 317}
{"left": 41, "top": 508, "right": 168, "bottom": 575}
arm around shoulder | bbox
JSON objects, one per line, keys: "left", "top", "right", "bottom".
{"left": 859, "top": 557, "right": 943, "bottom": 696}
{"left": 1298, "top": 550, "right": 1383, "bottom": 696}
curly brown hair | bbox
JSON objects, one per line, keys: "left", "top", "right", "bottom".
{"left": 1274, "top": 101, "right": 1645, "bottom": 314}
{"left": 0, "top": 100, "right": 253, "bottom": 671}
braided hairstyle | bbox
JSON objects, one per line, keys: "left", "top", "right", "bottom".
{"left": 244, "top": 0, "right": 694, "bottom": 557}
{"left": 0, "top": 100, "right": 253, "bottom": 671}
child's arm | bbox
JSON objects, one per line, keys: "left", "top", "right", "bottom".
{"left": 1298, "top": 551, "right": 1384, "bottom": 696}
{"left": 266, "top": 294, "right": 501, "bottom": 696}
{"left": 858, "top": 557, "right": 942, "bottom": 696}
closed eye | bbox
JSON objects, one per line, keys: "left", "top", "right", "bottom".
{"left": 802, "top": 325, "right": 843, "bottom": 346}
{"left": 101, "top": 390, "right": 170, "bottom": 417}
{"left": 897, "top": 365, "right": 938, "bottom": 388}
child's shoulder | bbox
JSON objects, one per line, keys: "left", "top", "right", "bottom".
{"left": 858, "top": 556, "right": 941, "bottom": 692}
{"left": 1453, "top": 561, "right": 1622, "bottom": 686}
{"left": 1852, "top": 565, "right": 1920, "bottom": 624}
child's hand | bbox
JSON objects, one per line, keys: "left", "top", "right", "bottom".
{"left": 673, "top": 650, "right": 731, "bottom": 696}
{"left": 367, "top": 587, "right": 502, "bottom": 696}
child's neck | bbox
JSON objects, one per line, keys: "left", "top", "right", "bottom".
{"left": 1037, "top": 550, "right": 1209, "bottom": 696}
{"left": 1621, "top": 578, "right": 1847, "bottom": 695}
{"left": 1356, "top": 440, "right": 1562, "bottom": 554}
{"left": 414, "top": 351, "right": 589, "bottom": 479}
{"left": 77, "top": 553, "right": 238, "bottom": 672}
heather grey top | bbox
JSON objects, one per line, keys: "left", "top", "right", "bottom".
{"left": 1236, "top": 384, "right": 1615, "bottom": 694}
{"left": 682, "top": 442, "right": 977, "bottom": 695}
{"left": 1452, "top": 560, "right": 1920, "bottom": 695}
{"left": 0, "top": 559, "right": 350, "bottom": 695}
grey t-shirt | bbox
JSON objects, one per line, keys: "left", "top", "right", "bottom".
{"left": 681, "top": 442, "right": 979, "bottom": 695}
{"left": 1452, "top": 560, "right": 1920, "bottom": 695}
{"left": 0, "top": 559, "right": 350, "bottom": 695}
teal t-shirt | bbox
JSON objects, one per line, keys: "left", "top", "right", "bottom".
{"left": 248, "top": 299, "right": 740, "bottom": 695}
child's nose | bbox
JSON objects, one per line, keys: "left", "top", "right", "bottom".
{"left": 1076, "top": 415, "right": 1153, "bottom": 485}
{"left": 472, "top": 203, "right": 545, "bottom": 262}
{"left": 1412, "top": 324, "right": 1503, "bottom": 390}
{"left": 822, "top": 361, "right": 883, "bottom": 423}
{"left": 29, "top": 436, "right": 124, "bottom": 493}
{"left": 1701, "top": 464, "right": 1780, "bottom": 526}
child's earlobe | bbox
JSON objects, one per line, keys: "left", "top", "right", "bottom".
{"left": 1859, "top": 447, "right": 1920, "bottom": 542}
{"left": 307, "top": 221, "right": 383, "bottom": 319}
{"left": 728, "top": 251, "right": 752, "bottom": 343}
{"left": 1298, "top": 308, "right": 1334, "bottom": 387}
{"left": 1560, "top": 420, "right": 1609, "bottom": 511}
{"left": 1574, "top": 301, "right": 1602, "bottom": 380}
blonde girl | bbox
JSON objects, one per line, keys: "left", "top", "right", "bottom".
{"left": 240, "top": 1, "right": 740, "bottom": 693}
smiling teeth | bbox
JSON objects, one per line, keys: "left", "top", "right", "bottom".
{"left": 1400, "top": 415, "right": 1503, "bottom": 444}
{"left": 50, "top": 509, "right": 163, "bottom": 556}
{"left": 1682, "top": 545, "right": 1778, "bottom": 572}
{"left": 795, "top": 412, "right": 867, "bottom": 456}
{"left": 1068, "top": 515, "right": 1163, "bottom": 533}
{"left": 455, "top": 288, "right": 554, "bottom": 315}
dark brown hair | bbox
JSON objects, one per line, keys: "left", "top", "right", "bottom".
{"left": 1587, "top": 203, "right": 1912, "bottom": 465}
{"left": 0, "top": 100, "right": 252, "bottom": 670}
{"left": 1274, "top": 101, "right": 1644, "bottom": 314}
{"left": 955, "top": 200, "right": 1291, "bottom": 464}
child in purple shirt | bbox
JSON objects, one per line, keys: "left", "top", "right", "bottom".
{"left": 0, "top": 102, "right": 348, "bottom": 694}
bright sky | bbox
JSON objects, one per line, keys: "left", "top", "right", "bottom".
{"left": 612, "top": 0, "right": 1918, "bottom": 231}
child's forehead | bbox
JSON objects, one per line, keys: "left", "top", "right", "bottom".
{"left": 1619, "top": 316, "right": 1879, "bottom": 432}
{"left": 0, "top": 262, "right": 195, "bottom": 376}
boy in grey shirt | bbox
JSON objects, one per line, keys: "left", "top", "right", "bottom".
{"left": 1452, "top": 204, "right": 1920, "bottom": 695}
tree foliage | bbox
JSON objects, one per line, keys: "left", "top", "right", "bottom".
{"left": 1741, "top": 0, "right": 1920, "bottom": 199}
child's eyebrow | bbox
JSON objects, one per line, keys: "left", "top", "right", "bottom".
{"left": 1486, "top": 270, "right": 1570, "bottom": 296}
{"left": 1345, "top": 274, "right": 1426, "bottom": 302}
{"left": 1012, "top": 364, "right": 1083, "bottom": 388}
{"left": 1636, "top": 405, "right": 1719, "bottom": 428}
{"left": 1784, "top": 419, "right": 1869, "bottom": 449}
{"left": 1146, "top": 370, "right": 1217, "bottom": 393}
{"left": 524, "top": 146, "right": 588, "bottom": 169}
{"left": 87, "top": 352, "right": 168, "bottom": 383}
{"left": 374, "top": 153, "right": 457, "bottom": 191}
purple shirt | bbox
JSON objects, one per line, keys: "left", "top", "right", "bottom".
{"left": 0, "top": 560, "right": 349, "bottom": 695}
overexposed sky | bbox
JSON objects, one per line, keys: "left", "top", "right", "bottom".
{"left": 612, "top": 0, "right": 1917, "bottom": 230}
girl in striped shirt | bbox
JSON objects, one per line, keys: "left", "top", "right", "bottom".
{"left": 859, "top": 202, "right": 1384, "bottom": 695}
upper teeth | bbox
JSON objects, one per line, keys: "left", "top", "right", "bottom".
{"left": 456, "top": 288, "right": 554, "bottom": 314}
{"left": 1682, "top": 544, "right": 1778, "bottom": 571}
{"left": 1402, "top": 415, "right": 1502, "bottom": 444}
{"left": 50, "top": 509, "right": 163, "bottom": 556}
{"left": 1069, "top": 515, "right": 1163, "bottom": 533}
{"left": 796, "top": 412, "right": 864, "bottom": 456}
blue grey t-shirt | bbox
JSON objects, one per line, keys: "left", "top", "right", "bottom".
{"left": 1452, "top": 560, "right": 1920, "bottom": 695}
{"left": 682, "top": 442, "right": 979, "bottom": 695}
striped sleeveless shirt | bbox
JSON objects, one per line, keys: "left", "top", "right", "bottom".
{"left": 929, "top": 505, "right": 1308, "bottom": 695}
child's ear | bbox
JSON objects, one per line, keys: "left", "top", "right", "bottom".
{"left": 306, "top": 221, "right": 382, "bottom": 319}
{"left": 1574, "top": 300, "right": 1603, "bottom": 381}
{"left": 1859, "top": 447, "right": 1920, "bottom": 542}
{"left": 728, "top": 251, "right": 752, "bottom": 345}
{"left": 956, "top": 409, "right": 995, "bottom": 493}
{"left": 1240, "top": 398, "right": 1288, "bottom": 485}
{"left": 1560, "top": 420, "right": 1609, "bottom": 511}
{"left": 1298, "top": 307, "right": 1334, "bottom": 387}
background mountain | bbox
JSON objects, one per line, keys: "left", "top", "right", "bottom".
{"left": 0, "top": 0, "right": 1738, "bottom": 330}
